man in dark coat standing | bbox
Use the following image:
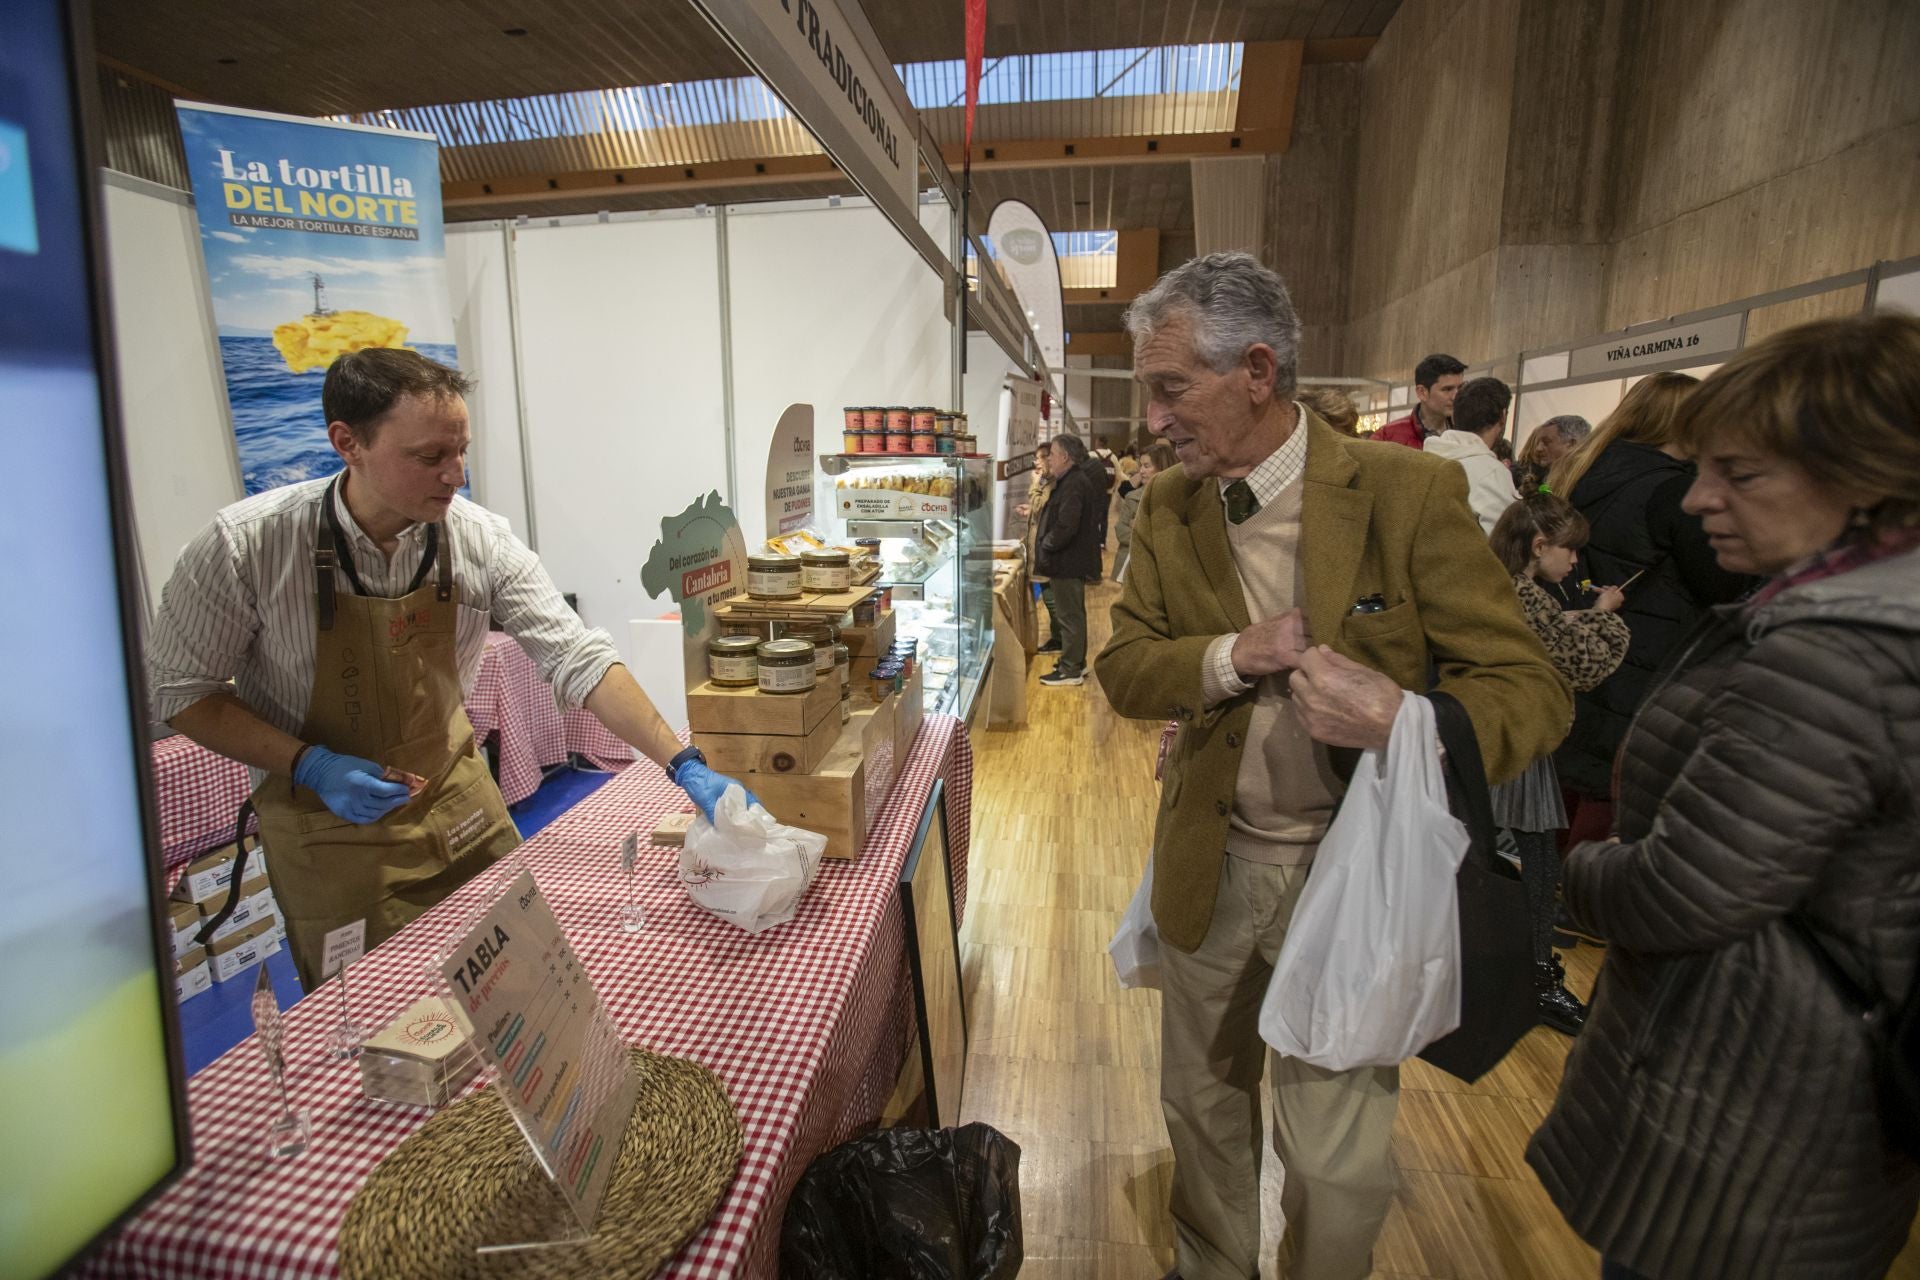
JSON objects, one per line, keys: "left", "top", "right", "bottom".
{"left": 1035, "top": 433, "right": 1105, "bottom": 686}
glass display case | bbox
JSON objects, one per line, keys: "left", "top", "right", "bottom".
{"left": 820, "top": 454, "right": 994, "bottom": 719}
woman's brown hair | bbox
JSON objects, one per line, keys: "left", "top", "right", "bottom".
{"left": 1489, "top": 492, "right": 1591, "bottom": 577}
{"left": 1297, "top": 386, "right": 1359, "bottom": 435}
{"left": 1545, "top": 371, "right": 1700, "bottom": 500}
{"left": 1141, "top": 441, "right": 1178, "bottom": 473}
{"left": 1674, "top": 313, "right": 1920, "bottom": 536}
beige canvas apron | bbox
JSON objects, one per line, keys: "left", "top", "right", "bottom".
{"left": 252, "top": 478, "right": 521, "bottom": 989}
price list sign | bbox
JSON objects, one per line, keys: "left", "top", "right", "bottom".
{"left": 434, "top": 860, "right": 638, "bottom": 1247}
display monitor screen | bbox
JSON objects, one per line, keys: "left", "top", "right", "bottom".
{"left": 0, "top": 2, "right": 190, "bottom": 1274}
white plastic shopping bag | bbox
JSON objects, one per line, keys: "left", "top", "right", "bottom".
{"left": 1108, "top": 856, "right": 1162, "bottom": 989}
{"left": 679, "top": 785, "right": 828, "bottom": 934}
{"left": 1258, "top": 692, "right": 1469, "bottom": 1070}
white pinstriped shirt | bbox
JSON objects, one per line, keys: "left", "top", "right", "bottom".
{"left": 147, "top": 476, "right": 620, "bottom": 784}
{"left": 1202, "top": 407, "right": 1312, "bottom": 706}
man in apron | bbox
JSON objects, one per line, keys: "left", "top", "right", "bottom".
{"left": 148, "top": 348, "right": 746, "bottom": 989}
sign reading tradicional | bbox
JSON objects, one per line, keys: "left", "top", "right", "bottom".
{"left": 685, "top": 0, "right": 917, "bottom": 218}
{"left": 1567, "top": 312, "right": 1743, "bottom": 379}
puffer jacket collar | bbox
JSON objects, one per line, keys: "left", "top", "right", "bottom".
{"left": 1746, "top": 545, "right": 1920, "bottom": 639}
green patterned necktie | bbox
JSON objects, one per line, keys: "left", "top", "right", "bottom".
{"left": 1224, "top": 479, "right": 1260, "bottom": 524}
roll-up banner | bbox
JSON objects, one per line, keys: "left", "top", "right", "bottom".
{"left": 173, "top": 102, "right": 457, "bottom": 494}
{"left": 986, "top": 201, "right": 1065, "bottom": 433}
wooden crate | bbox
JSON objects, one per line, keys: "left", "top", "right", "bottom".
{"left": 693, "top": 694, "right": 843, "bottom": 775}
{"left": 750, "top": 720, "right": 872, "bottom": 859}
{"left": 895, "top": 662, "right": 926, "bottom": 754}
{"left": 686, "top": 676, "right": 838, "bottom": 737}
{"left": 713, "top": 587, "right": 877, "bottom": 624}
{"left": 839, "top": 609, "right": 896, "bottom": 658}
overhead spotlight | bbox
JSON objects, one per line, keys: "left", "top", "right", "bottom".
{"left": 502, "top": 26, "right": 529, "bottom": 36}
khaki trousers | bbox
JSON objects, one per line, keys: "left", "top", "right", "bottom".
{"left": 1161, "top": 856, "right": 1399, "bottom": 1280}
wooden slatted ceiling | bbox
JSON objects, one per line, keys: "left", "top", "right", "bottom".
{"left": 94, "top": 0, "right": 1398, "bottom": 118}
{"left": 91, "top": 0, "right": 750, "bottom": 116}
{"left": 872, "top": 0, "right": 1400, "bottom": 62}
{"left": 970, "top": 163, "right": 1193, "bottom": 234}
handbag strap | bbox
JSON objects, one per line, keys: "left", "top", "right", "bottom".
{"left": 1426, "top": 691, "right": 1507, "bottom": 878}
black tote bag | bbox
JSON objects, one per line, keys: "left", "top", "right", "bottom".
{"left": 1417, "top": 692, "right": 1537, "bottom": 1082}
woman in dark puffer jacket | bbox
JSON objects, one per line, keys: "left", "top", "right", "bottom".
{"left": 1528, "top": 314, "right": 1920, "bottom": 1280}
{"left": 1547, "top": 373, "right": 1756, "bottom": 846}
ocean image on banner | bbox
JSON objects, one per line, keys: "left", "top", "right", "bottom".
{"left": 174, "top": 102, "right": 460, "bottom": 495}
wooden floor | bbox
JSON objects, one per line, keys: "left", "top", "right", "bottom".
{"left": 956, "top": 574, "right": 1920, "bottom": 1280}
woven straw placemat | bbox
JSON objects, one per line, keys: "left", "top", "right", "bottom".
{"left": 339, "top": 1048, "right": 741, "bottom": 1279}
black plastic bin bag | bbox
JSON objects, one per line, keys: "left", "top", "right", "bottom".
{"left": 780, "top": 1123, "right": 1022, "bottom": 1279}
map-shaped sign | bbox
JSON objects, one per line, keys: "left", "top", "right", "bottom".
{"left": 640, "top": 490, "right": 748, "bottom": 633}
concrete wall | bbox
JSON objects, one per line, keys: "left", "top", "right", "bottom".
{"left": 1329, "top": 0, "right": 1920, "bottom": 382}
{"left": 1265, "top": 63, "right": 1361, "bottom": 374}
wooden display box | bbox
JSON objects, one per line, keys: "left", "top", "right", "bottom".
{"left": 839, "top": 609, "right": 896, "bottom": 659}
{"left": 714, "top": 587, "right": 876, "bottom": 625}
{"left": 693, "top": 695, "right": 843, "bottom": 775}
{"left": 687, "top": 676, "right": 839, "bottom": 737}
{"left": 895, "top": 663, "right": 926, "bottom": 754}
{"left": 750, "top": 702, "right": 898, "bottom": 860}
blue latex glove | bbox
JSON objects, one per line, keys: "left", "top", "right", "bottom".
{"left": 675, "top": 761, "right": 759, "bottom": 822}
{"left": 294, "top": 745, "right": 412, "bottom": 824}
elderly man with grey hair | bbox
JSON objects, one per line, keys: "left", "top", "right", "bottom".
{"left": 1534, "top": 414, "right": 1593, "bottom": 467}
{"left": 1098, "top": 253, "right": 1569, "bottom": 1280}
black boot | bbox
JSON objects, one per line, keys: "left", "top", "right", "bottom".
{"left": 1535, "top": 956, "right": 1587, "bottom": 1036}
{"left": 1037, "top": 637, "right": 1062, "bottom": 653}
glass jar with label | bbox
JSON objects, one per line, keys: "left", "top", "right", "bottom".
{"left": 800, "top": 548, "right": 852, "bottom": 592}
{"left": 746, "top": 553, "right": 802, "bottom": 600}
{"left": 707, "top": 634, "right": 760, "bottom": 688}
{"left": 833, "top": 642, "right": 851, "bottom": 690}
{"left": 756, "top": 639, "right": 817, "bottom": 694}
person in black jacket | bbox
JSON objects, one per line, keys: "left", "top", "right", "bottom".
{"left": 1034, "top": 433, "right": 1104, "bottom": 686}
{"left": 1546, "top": 373, "right": 1754, "bottom": 850}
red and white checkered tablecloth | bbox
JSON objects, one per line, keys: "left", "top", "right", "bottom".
{"left": 95, "top": 714, "right": 973, "bottom": 1280}
{"left": 151, "top": 733, "right": 257, "bottom": 870}
{"left": 151, "top": 636, "right": 637, "bottom": 869}
{"left": 467, "top": 632, "right": 635, "bottom": 805}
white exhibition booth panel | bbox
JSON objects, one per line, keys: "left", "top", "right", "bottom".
{"left": 444, "top": 225, "right": 530, "bottom": 537}
{"left": 508, "top": 212, "right": 731, "bottom": 668}
{"left": 101, "top": 171, "right": 243, "bottom": 616}
{"left": 725, "top": 195, "right": 955, "bottom": 549}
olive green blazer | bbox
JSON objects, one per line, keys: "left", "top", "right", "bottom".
{"left": 1098, "top": 410, "right": 1572, "bottom": 951}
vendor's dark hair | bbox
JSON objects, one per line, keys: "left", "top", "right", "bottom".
{"left": 1414, "top": 352, "right": 1466, "bottom": 389}
{"left": 1489, "top": 492, "right": 1590, "bottom": 576}
{"left": 323, "top": 348, "right": 473, "bottom": 440}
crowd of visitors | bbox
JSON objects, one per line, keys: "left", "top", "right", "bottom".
{"left": 1058, "top": 249, "right": 1918, "bottom": 1280}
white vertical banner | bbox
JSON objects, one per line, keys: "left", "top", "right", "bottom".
{"left": 764, "top": 403, "right": 815, "bottom": 535}
{"left": 986, "top": 202, "right": 1065, "bottom": 421}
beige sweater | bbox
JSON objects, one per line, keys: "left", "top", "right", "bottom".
{"left": 1221, "top": 475, "right": 1345, "bottom": 864}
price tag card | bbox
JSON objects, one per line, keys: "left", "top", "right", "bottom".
{"left": 619, "top": 833, "right": 639, "bottom": 876}
{"left": 320, "top": 919, "right": 366, "bottom": 980}
{"left": 433, "top": 861, "right": 636, "bottom": 1242}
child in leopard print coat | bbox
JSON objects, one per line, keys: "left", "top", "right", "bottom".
{"left": 1488, "top": 493, "right": 1630, "bottom": 1034}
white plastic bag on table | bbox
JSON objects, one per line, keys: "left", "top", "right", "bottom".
{"left": 1258, "top": 692, "right": 1469, "bottom": 1070}
{"left": 1108, "top": 856, "right": 1162, "bottom": 989}
{"left": 679, "top": 785, "right": 828, "bottom": 934}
